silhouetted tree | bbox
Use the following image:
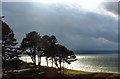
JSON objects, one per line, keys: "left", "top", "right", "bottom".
{"left": 1, "top": 17, "right": 23, "bottom": 73}
{"left": 41, "top": 35, "right": 58, "bottom": 67}
{"left": 49, "top": 35, "right": 57, "bottom": 67}
{"left": 55, "top": 44, "right": 77, "bottom": 73}
{"left": 20, "top": 31, "right": 41, "bottom": 67}
{"left": 2, "top": 18, "right": 17, "bottom": 60}
{"left": 41, "top": 35, "right": 52, "bottom": 67}
{"left": 41, "top": 35, "right": 76, "bottom": 72}
{"left": 55, "top": 44, "right": 67, "bottom": 72}
{"left": 37, "top": 46, "right": 44, "bottom": 70}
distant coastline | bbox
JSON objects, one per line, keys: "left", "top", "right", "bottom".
{"left": 73, "top": 50, "right": 119, "bottom": 54}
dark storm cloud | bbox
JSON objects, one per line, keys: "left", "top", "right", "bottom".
{"left": 101, "top": 2, "right": 118, "bottom": 15}
{"left": 2, "top": 2, "right": 118, "bottom": 50}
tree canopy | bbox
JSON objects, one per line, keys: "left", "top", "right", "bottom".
{"left": 20, "top": 31, "right": 41, "bottom": 66}
{"left": 2, "top": 18, "right": 17, "bottom": 60}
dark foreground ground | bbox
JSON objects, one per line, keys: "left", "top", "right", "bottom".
{"left": 2, "top": 65, "right": 120, "bottom": 79}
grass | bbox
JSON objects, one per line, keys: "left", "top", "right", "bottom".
{"left": 2, "top": 62, "right": 120, "bottom": 79}
{"left": 63, "top": 69, "right": 120, "bottom": 79}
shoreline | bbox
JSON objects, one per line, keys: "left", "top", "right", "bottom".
{"left": 66, "top": 69, "right": 120, "bottom": 75}
{"left": 67, "top": 68, "right": 120, "bottom": 74}
{"left": 19, "top": 54, "right": 119, "bottom": 74}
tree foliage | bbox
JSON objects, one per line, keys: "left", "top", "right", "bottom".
{"left": 20, "top": 31, "right": 41, "bottom": 66}
{"left": 1, "top": 17, "right": 22, "bottom": 73}
{"left": 55, "top": 44, "right": 77, "bottom": 72}
{"left": 2, "top": 19, "right": 17, "bottom": 60}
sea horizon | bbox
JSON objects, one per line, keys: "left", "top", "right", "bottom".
{"left": 73, "top": 50, "right": 120, "bottom": 54}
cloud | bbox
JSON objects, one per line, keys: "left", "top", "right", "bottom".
{"left": 2, "top": 2, "right": 118, "bottom": 50}
{"left": 101, "top": 2, "right": 118, "bottom": 16}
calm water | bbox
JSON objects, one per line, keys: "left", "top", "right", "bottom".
{"left": 19, "top": 54, "right": 119, "bottom": 73}
{"left": 67, "top": 54, "right": 119, "bottom": 73}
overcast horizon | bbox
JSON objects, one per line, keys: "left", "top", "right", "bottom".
{"left": 2, "top": 0, "right": 119, "bottom": 50}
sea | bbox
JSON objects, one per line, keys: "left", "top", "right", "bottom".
{"left": 67, "top": 54, "right": 119, "bottom": 73}
{"left": 19, "top": 54, "right": 120, "bottom": 73}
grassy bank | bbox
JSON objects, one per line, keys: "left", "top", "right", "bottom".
{"left": 2, "top": 65, "right": 120, "bottom": 79}
{"left": 64, "top": 69, "right": 120, "bottom": 79}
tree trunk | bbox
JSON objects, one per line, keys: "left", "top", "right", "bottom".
{"left": 46, "top": 57, "right": 48, "bottom": 67}
{"left": 54, "top": 57, "right": 58, "bottom": 68}
{"left": 38, "top": 55, "right": 41, "bottom": 71}
{"left": 59, "top": 57, "right": 62, "bottom": 73}
{"left": 63, "top": 60, "right": 65, "bottom": 71}
{"left": 33, "top": 47, "right": 36, "bottom": 68}
{"left": 52, "top": 57, "right": 53, "bottom": 68}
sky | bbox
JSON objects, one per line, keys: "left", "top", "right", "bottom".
{"left": 1, "top": 0, "right": 119, "bottom": 50}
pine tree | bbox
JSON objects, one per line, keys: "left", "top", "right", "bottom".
{"left": 2, "top": 18, "right": 17, "bottom": 60}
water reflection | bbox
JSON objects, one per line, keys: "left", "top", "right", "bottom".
{"left": 19, "top": 54, "right": 119, "bottom": 73}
